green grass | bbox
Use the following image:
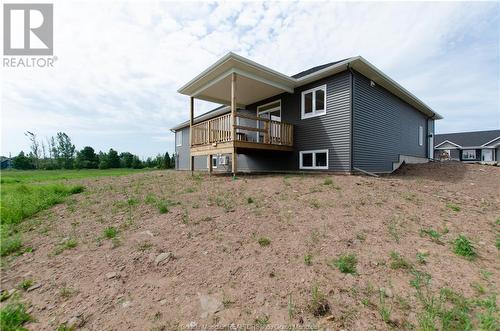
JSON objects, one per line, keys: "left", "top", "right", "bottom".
{"left": 329, "top": 254, "right": 357, "bottom": 274}
{"left": 453, "top": 235, "right": 476, "bottom": 259}
{"left": 54, "top": 238, "right": 78, "bottom": 255}
{"left": 446, "top": 203, "right": 461, "bottom": 212}
{"left": 257, "top": 237, "right": 270, "bottom": 247}
{"left": 0, "top": 303, "right": 31, "bottom": 331}
{"left": 0, "top": 234, "right": 23, "bottom": 256}
{"left": 309, "top": 286, "right": 330, "bottom": 316}
{"left": 103, "top": 226, "right": 118, "bottom": 239}
{"left": 304, "top": 254, "right": 313, "bottom": 266}
{"left": 18, "top": 279, "right": 33, "bottom": 291}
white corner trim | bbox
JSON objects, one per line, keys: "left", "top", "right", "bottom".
{"left": 299, "top": 149, "right": 329, "bottom": 170}
{"left": 434, "top": 140, "right": 462, "bottom": 148}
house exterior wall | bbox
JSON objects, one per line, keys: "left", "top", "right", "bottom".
{"left": 352, "top": 72, "right": 429, "bottom": 173}
{"left": 434, "top": 149, "right": 459, "bottom": 160}
{"left": 174, "top": 70, "right": 434, "bottom": 173}
{"left": 245, "top": 70, "right": 352, "bottom": 172}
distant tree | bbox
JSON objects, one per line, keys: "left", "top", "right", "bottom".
{"left": 107, "top": 149, "right": 120, "bottom": 168}
{"left": 25, "top": 131, "right": 40, "bottom": 168}
{"left": 170, "top": 154, "right": 175, "bottom": 169}
{"left": 164, "top": 152, "right": 171, "bottom": 169}
{"left": 56, "top": 132, "right": 75, "bottom": 169}
{"left": 120, "top": 152, "right": 134, "bottom": 168}
{"left": 75, "top": 146, "right": 99, "bottom": 169}
{"left": 131, "top": 155, "right": 143, "bottom": 169}
{"left": 98, "top": 151, "right": 109, "bottom": 169}
{"left": 12, "top": 151, "right": 34, "bottom": 169}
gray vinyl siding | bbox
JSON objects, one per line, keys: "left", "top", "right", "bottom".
{"left": 174, "top": 128, "right": 190, "bottom": 170}
{"left": 245, "top": 70, "right": 352, "bottom": 172}
{"left": 352, "top": 72, "right": 428, "bottom": 172}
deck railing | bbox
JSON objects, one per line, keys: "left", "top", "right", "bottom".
{"left": 191, "top": 113, "right": 293, "bottom": 147}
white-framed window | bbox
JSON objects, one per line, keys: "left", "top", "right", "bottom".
{"left": 212, "top": 155, "right": 217, "bottom": 168}
{"left": 418, "top": 125, "right": 424, "bottom": 146}
{"left": 299, "top": 149, "right": 328, "bottom": 170}
{"left": 301, "top": 85, "right": 326, "bottom": 119}
{"left": 175, "top": 131, "right": 182, "bottom": 147}
{"left": 462, "top": 149, "right": 476, "bottom": 160}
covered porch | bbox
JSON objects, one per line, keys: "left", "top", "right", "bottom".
{"left": 178, "top": 53, "right": 297, "bottom": 174}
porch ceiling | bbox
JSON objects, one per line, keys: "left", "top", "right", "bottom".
{"left": 178, "top": 52, "right": 295, "bottom": 106}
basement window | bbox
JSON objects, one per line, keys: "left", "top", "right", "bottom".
{"left": 299, "top": 150, "right": 328, "bottom": 170}
{"left": 301, "top": 85, "right": 326, "bottom": 119}
{"left": 175, "top": 131, "right": 182, "bottom": 147}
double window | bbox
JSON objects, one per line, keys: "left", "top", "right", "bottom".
{"left": 301, "top": 85, "right": 326, "bottom": 119}
{"left": 299, "top": 150, "right": 328, "bottom": 170}
{"left": 462, "top": 150, "right": 476, "bottom": 160}
{"left": 175, "top": 131, "right": 182, "bottom": 147}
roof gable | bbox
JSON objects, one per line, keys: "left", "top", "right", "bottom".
{"left": 434, "top": 130, "right": 500, "bottom": 147}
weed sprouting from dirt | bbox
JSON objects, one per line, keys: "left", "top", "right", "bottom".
{"left": 446, "top": 203, "right": 461, "bottom": 212}
{"left": 387, "top": 218, "right": 401, "bottom": 243}
{"left": 453, "top": 235, "right": 476, "bottom": 258}
{"left": 330, "top": 254, "right": 357, "bottom": 274}
{"left": 0, "top": 235, "right": 23, "bottom": 257}
{"left": 323, "top": 178, "right": 333, "bottom": 185}
{"left": 420, "top": 228, "right": 443, "bottom": 243}
{"left": 18, "top": 279, "right": 33, "bottom": 291}
{"left": 103, "top": 226, "right": 118, "bottom": 239}
{"left": 54, "top": 238, "right": 77, "bottom": 255}
{"left": 416, "top": 252, "right": 429, "bottom": 264}
{"left": 310, "top": 199, "right": 320, "bottom": 209}
{"left": 247, "top": 197, "right": 254, "bottom": 204}
{"left": 389, "top": 251, "right": 412, "bottom": 270}
{"left": 309, "top": 286, "right": 330, "bottom": 316}
{"left": 257, "top": 237, "right": 270, "bottom": 247}
{"left": 254, "top": 315, "right": 269, "bottom": 327}
{"left": 287, "top": 294, "right": 295, "bottom": 319}
{"left": 379, "top": 289, "right": 393, "bottom": 324}
{"left": 304, "top": 254, "right": 313, "bottom": 266}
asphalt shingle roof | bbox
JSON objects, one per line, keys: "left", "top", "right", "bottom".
{"left": 291, "top": 58, "right": 352, "bottom": 79}
{"left": 435, "top": 130, "right": 500, "bottom": 147}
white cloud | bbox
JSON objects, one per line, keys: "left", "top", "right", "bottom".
{"left": 1, "top": 1, "right": 499, "bottom": 158}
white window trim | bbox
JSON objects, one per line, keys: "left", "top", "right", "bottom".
{"left": 175, "top": 131, "right": 182, "bottom": 147}
{"left": 301, "top": 85, "right": 327, "bottom": 120}
{"left": 257, "top": 100, "right": 281, "bottom": 117}
{"left": 462, "top": 149, "right": 476, "bottom": 160}
{"left": 418, "top": 125, "right": 423, "bottom": 146}
{"left": 299, "top": 149, "right": 329, "bottom": 170}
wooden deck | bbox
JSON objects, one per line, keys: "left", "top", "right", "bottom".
{"left": 190, "top": 112, "right": 294, "bottom": 156}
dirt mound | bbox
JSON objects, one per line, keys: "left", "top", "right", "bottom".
{"left": 1, "top": 164, "right": 499, "bottom": 330}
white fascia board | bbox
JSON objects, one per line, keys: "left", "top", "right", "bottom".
{"left": 434, "top": 140, "right": 462, "bottom": 148}
{"left": 481, "top": 136, "right": 500, "bottom": 147}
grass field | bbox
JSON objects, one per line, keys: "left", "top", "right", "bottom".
{"left": 0, "top": 169, "right": 149, "bottom": 256}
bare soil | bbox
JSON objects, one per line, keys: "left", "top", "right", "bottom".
{"left": 1, "top": 161, "right": 499, "bottom": 330}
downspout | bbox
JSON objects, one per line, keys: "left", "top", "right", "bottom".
{"left": 347, "top": 64, "right": 355, "bottom": 173}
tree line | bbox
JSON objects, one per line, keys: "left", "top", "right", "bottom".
{"left": 11, "top": 131, "right": 175, "bottom": 170}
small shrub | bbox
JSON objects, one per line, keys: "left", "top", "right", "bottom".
{"left": 309, "top": 286, "right": 330, "bottom": 316}
{"left": 389, "top": 251, "right": 412, "bottom": 270}
{"left": 446, "top": 203, "right": 461, "bottom": 212}
{"left": 0, "top": 303, "right": 31, "bottom": 331}
{"left": 258, "top": 237, "right": 270, "bottom": 247}
{"left": 103, "top": 226, "right": 118, "bottom": 239}
{"left": 453, "top": 235, "right": 476, "bottom": 258}
{"left": 330, "top": 254, "right": 357, "bottom": 274}
{"left": 157, "top": 202, "right": 169, "bottom": 214}
{"left": 304, "top": 254, "right": 313, "bottom": 266}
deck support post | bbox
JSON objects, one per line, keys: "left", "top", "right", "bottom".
{"left": 190, "top": 96, "right": 194, "bottom": 174}
{"left": 231, "top": 73, "right": 237, "bottom": 175}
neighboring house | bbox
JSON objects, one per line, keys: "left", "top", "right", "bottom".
{"left": 0, "top": 156, "right": 13, "bottom": 169}
{"left": 171, "top": 53, "right": 442, "bottom": 174}
{"left": 434, "top": 130, "right": 500, "bottom": 163}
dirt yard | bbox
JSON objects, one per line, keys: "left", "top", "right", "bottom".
{"left": 1, "top": 162, "right": 499, "bottom": 330}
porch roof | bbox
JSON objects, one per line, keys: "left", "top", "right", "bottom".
{"left": 177, "top": 53, "right": 442, "bottom": 120}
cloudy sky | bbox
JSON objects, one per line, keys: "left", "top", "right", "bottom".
{"left": 2, "top": 1, "right": 499, "bottom": 158}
